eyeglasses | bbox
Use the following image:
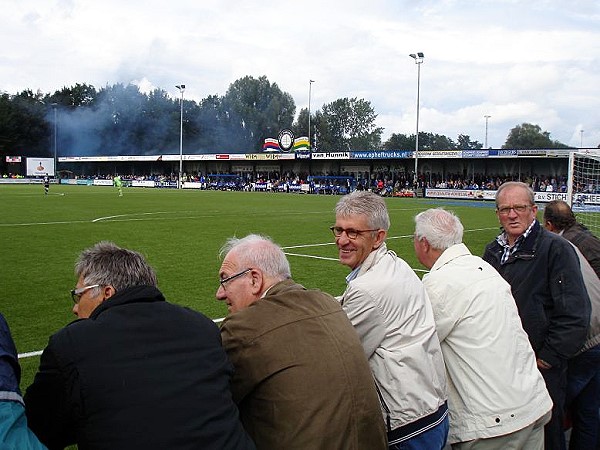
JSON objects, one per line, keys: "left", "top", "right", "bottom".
{"left": 219, "top": 268, "right": 252, "bottom": 289}
{"left": 497, "top": 204, "right": 531, "bottom": 216}
{"left": 70, "top": 284, "right": 100, "bottom": 304}
{"left": 330, "top": 226, "right": 379, "bottom": 239}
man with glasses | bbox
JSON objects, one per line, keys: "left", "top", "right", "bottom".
{"left": 216, "top": 234, "right": 387, "bottom": 450}
{"left": 483, "top": 181, "right": 590, "bottom": 450}
{"left": 25, "top": 241, "right": 255, "bottom": 450}
{"left": 332, "top": 191, "right": 448, "bottom": 450}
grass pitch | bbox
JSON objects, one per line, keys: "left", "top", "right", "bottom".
{"left": 0, "top": 184, "right": 502, "bottom": 389}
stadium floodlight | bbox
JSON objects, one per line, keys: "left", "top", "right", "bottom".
{"left": 52, "top": 103, "right": 58, "bottom": 176}
{"left": 176, "top": 85, "right": 185, "bottom": 189}
{"left": 484, "top": 115, "right": 491, "bottom": 148}
{"left": 308, "top": 80, "right": 315, "bottom": 151}
{"left": 409, "top": 52, "right": 424, "bottom": 190}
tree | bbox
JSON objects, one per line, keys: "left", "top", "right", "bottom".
{"left": 502, "top": 123, "right": 571, "bottom": 149}
{"left": 222, "top": 75, "right": 296, "bottom": 152}
{"left": 292, "top": 108, "right": 310, "bottom": 141}
{"left": 383, "top": 133, "right": 413, "bottom": 150}
{"left": 48, "top": 83, "right": 97, "bottom": 108}
{"left": 0, "top": 90, "right": 50, "bottom": 159}
{"left": 419, "top": 132, "right": 456, "bottom": 150}
{"left": 317, "top": 98, "right": 383, "bottom": 151}
{"left": 456, "top": 134, "right": 483, "bottom": 150}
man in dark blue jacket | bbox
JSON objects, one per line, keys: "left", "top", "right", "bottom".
{"left": 25, "top": 241, "right": 254, "bottom": 450}
{"left": 483, "top": 182, "right": 590, "bottom": 450}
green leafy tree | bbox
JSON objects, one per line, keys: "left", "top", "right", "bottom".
{"left": 222, "top": 75, "right": 296, "bottom": 152}
{"left": 418, "top": 132, "right": 456, "bottom": 150}
{"left": 292, "top": 108, "right": 310, "bottom": 140}
{"left": 456, "top": 134, "right": 483, "bottom": 150}
{"left": 502, "top": 123, "right": 571, "bottom": 149}
{"left": 383, "top": 133, "right": 413, "bottom": 150}
{"left": 0, "top": 90, "right": 50, "bottom": 160}
{"left": 48, "top": 83, "right": 97, "bottom": 108}
{"left": 318, "top": 98, "right": 382, "bottom": 151}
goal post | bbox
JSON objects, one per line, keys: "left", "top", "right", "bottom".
{"left": 567, "top": 150, "right": 600, "bottom": 237}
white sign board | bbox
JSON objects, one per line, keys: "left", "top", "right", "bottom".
{"left": 26, "top": 158, "right": 55, "bottom": 176}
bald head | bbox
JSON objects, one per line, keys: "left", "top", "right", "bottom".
{"left": 543, "top": 200, "right": 576, "bottom": 232}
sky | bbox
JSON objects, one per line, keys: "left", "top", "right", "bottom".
{"left": 2, "top": 0, "right": 599, "bottom": 150}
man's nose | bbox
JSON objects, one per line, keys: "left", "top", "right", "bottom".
{"left": 216, "top": 285, "right": 227, "bottom": 300}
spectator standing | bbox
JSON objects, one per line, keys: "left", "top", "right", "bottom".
{"left": 544, "top": 200, "right": 600, "bottom": 450}
{"left": 217, "top": 234, "right": 386, "bottom": 450}
{"left": 25, "top": 241, "right": 254, "bottom": 450}
{"left": 544, "top": 199, "right": 600, "bottom": 278}
{"left": 332, "top": 191, "right": 448, "bottom": 449}
{"left": 414, "top": 208, "right": 552, "bottom": 449}
{"left": 482, "top": 182, "right": 590, "bottom": 450}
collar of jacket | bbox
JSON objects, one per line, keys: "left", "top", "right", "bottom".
{"left": 262, "top": 278, "right": 303, "bottom": 298}
{"left": 90, "top": 285, "right": 166, "bottom": 320}
{"left": 499, "top": 220, "right": 541, "bottom": 263}
{"left": 355, "top": 242, "right": 393, "bottom": 278}
{"left": 430, "top": 243, "right": 471, "bottom": 272}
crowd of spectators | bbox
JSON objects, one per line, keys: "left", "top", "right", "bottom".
{"left": 4, "top": 170, "right": 586, "bottom": 196}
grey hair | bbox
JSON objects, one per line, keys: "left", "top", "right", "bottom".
{"left": 414, "top": 208, "right": 463, "bottom": 251}
{"left": 495, "top": 181, "right": 535, "bottom": 207}
{"left": 75, "top": 241, "right": 157, "bottom": 294}
{"left": 335, "top": 191, "right": 390, "bottom": 230}
{"left": 219, "top": 234, "right": 291, "bottom": 281}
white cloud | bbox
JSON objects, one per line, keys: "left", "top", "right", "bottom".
{"left": 2, "top": 0, "right": 599, "bottom": 149}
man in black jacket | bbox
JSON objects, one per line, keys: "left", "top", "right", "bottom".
{"left": 483, "top": 182, "right": 590, "bottom": 450}
{"left": 543, "top": 199, "right": 600, "bottom": 278}
{"left": 25, "top": 241, "right": 255, "bottom": 450}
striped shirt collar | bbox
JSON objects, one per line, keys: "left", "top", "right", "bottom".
{"left": 496, "top": 219, "right": 537, "bottom": 264}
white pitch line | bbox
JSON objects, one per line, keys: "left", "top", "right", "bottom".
{"left": 282, "top": 242, "right": 335, "bottom": 249}
{"left": 92, "top": 211, "right": 172, "bottom": 222}
{"left": 283, "top": 252, "right": 339, "bottom": 261}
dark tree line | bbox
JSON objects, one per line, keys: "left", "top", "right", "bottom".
{"left": 0, "top": 74, "right": 576, "bottom": 175}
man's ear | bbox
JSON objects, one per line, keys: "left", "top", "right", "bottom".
{"left": 102, "top": 285, "right": 116, "bottom": 301}
{"left": 249, "top": 269, "right": 263, "bottom": 296}
{"left": 420, "top": 237, "right": 431, "bottom": 252}
{"left": 373, "top": 229, "right": 387, "bottom": 249}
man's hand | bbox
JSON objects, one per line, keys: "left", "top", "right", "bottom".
{"left": 536, "top": 358, "right": 552, "bottom": 370}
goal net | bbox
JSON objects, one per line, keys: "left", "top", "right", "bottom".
{"left": 567, "top": 151, "right": 600, "bottom": 237}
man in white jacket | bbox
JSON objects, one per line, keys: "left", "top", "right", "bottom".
{"left": 413, "top": 208, "right": 552, "bottom": 450}
{"left": 333, "top": 191, "right": 448, "bottom": 449}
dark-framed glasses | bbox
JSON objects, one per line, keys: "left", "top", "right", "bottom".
{"left": 219, "top": 268, "right": 252, "bottom": 289}
{"left": 497, "top": 204, "right": 531, "bottom": 216}
{"left": 70, "top": 284, "right": 100, "bottom": 304}
{"left": 330, "top": 226, "right": 379, "bottom": 239}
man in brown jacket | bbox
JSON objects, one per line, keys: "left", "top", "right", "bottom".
{"left": 216, "top": 234, "right": 387, "bottom": 450}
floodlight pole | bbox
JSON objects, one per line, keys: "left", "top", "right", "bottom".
{"left": 176, "top": 84, "right": 185, "bottom": 189}
{"left": 52, "top": 103, "right": 58, "bottom": 176}
{"left": 484, "top": 115, "right": 491, "bottom": 148}
{"left": 580, "top": 129, "right": 584, "bottom": 148}
{"left": 308, "top": 80, "right": 314, "bottom": 150}
{"left": 409, "top": 52, "right": 424, "bottom": 189}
